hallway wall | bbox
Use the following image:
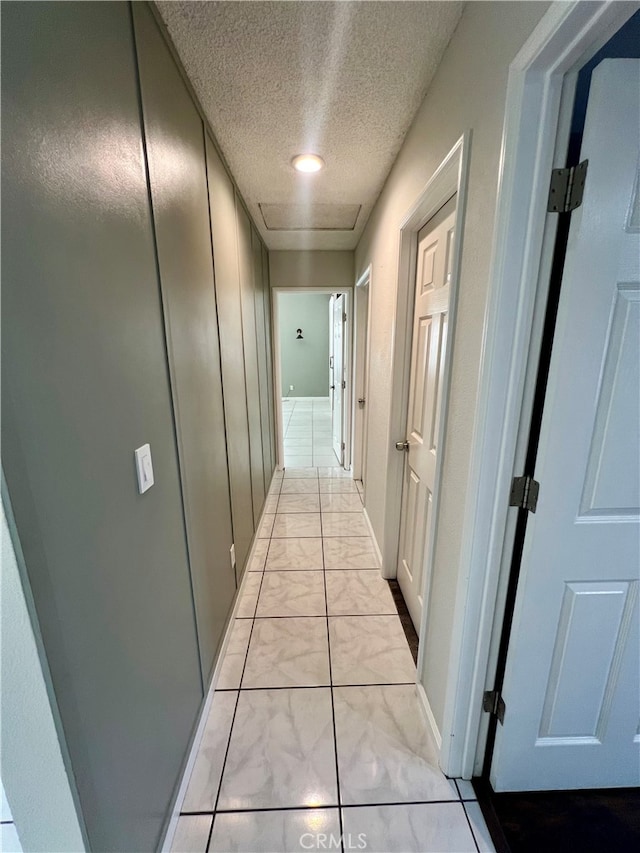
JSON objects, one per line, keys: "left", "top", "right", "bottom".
{"left": 354, "top": 1, "right": 550, "bottom": 732}
{"left": 270, "top": 250, "right": 354, "bottom": 290}
{"left": 278, "top": 293, "right": 331, "bottom": 397}
{"left": 1, "top": 2, "right": 275, "bottom": 850}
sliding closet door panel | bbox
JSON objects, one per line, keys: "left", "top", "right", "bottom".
{"left": 237, "top": 201, "right": 266, "bottom": 517}
{"left": 262, "top": 243, "right": 277, "bottom": 470}
{"left": 204, "top": 136, "right": 254, "bottom": 574}
{"left": 1, "top": 3, "right": 201, "bottom": 850}
{"left": 133, "top": 4, "right": 235, "bottom": 682}
{"left": 252, "top": 228, "right": 273, "bottom": 481}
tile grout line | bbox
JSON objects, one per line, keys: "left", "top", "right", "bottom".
{"left": 461, "top": 799, "right": 482, "bottom": 853}
{"left": 183, "top": 798, "right": 466, "bottom": 817}
{"left": 320, "top": 493, "right": 345, "bottom": 853}
{"left": 214, "top": 681, "right": 417, "bottom": 692}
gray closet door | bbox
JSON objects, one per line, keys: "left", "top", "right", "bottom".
{"left": 133, "top": 4, "right": 236, "bottom": 682}
{"left": 252, "top": 228, "right": 274, "bottom": 482}
{"left": 1, "top": 3, "right": 202, "bottom": 850}
{"left": 204, "top": 137, "right": 255, "bottom": 575}
{"left": 237, "top": 201, "right": 267, "bottom": 516}
{"left": 262, "top": 243, "right": 278, "bottom": 471}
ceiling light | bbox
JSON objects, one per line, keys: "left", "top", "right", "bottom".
{"left": 292, "top": 153, "right": 325, "bottom": 173}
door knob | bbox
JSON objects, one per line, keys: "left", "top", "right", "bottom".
{"left": 358, "top": 398, "right": 366, "bottom": 406}
{"left": 395, "top": 440, "right": 409, "bottom": 451}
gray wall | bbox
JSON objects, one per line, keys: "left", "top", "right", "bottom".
{"left": 270, "top": 250, "right": 354, "bottom": 290}
{"left": 134, "top": 2, "right": 237, "bottom": 684}
{"left": 1, "top": 2, "right": 275, "bottom": 849}
{"left": 279, "top": 294, "right": 331, "bottom": 397}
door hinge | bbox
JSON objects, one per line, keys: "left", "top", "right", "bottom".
{"left": 509, "top": 475, "right": 540, "bottom": 513}
{"left": 547, "top": 160, "right": 588, "bottom": 213}
{"left": 342, "top": 442, "right": 345, "bottom": 451}
{"left": 483, "top": 690, "right": 506, "bottom": 725}
{"left": 342, "top": 380, "right": 346, "bottom": 390}
{"left": 343, "top": 312, "right": 347, "bottom": 323}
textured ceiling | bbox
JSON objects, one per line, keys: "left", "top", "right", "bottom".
{"left": 156, "top": 1, "right": 464, "bottom": 250}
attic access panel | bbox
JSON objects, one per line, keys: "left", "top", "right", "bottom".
{"left": 259, "top": 202, "right": 361, "bottom": 231}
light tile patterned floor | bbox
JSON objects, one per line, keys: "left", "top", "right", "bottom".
{"left": 171, "top": 407, "right": 494, "bottom": 852}
{"left": 282, "top": 397, "right": 341, "bottom": 468}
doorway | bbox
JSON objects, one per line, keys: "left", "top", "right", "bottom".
{"left": 273, "top": 288, "right": 352, "bottom": 471}
{"left": 486, "top": 52, "right": 640, "bottom": 795}
{"left": 396, "top": 195, "right": 457, "bottom": 635}
{"left": 352, "top": 267, "right": 371, "bottom": 491}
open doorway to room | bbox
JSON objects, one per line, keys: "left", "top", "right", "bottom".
{"left": 273, "top": 288, "right": 352, "bottom": 471}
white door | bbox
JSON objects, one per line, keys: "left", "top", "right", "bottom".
{"left": 397, "top": 196, "right": 456, "bottom": 633}
{"left": 332, "top": 294, "right": 345, "bottom": 465}
{"left": 491, "top": 60, "right": 640, "bottom": 791}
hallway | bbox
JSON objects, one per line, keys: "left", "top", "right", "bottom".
{"left": 170, "top": 463, "right": 493, "bottom": 852}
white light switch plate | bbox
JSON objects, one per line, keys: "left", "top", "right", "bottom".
{"left": 135, "top": 444, "right": 154, "bottom": 494}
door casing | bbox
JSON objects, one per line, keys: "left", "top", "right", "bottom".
{"left": 352, "top": 266, "right": 372, "bottom": 487}
{"left": 272, "top": 287, "right": 353, "bottom": 470}
{"left": 437, "top": 0, "right": 639, "bottom": 781}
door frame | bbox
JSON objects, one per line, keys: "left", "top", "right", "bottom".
{"left": 352, "top": 266, "right": 372, "bottom": 488}
{"left": 440, "top": 0, "right": 638, "bottom": 779}
{"left": 272, "top": 286, "right": 353, "bottom": 470}
{"left": 384, "top": 132, "right": 470, "bottom": 608}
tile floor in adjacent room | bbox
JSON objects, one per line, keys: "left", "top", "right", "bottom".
{"left": 171, "top": 458, "right": 494, "bottom": 852}
{"left": 281, "top": 397, "right": 341, "bottom": 469}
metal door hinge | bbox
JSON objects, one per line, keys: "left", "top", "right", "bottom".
{"left": 509, "top": 475, "right": 539, "bottom": 513}
{"left": 343, "top": 312, "right": 347, "bottom": 323}
{"left": 483, "top": 690, "right": 506, "bottom": 725}
{"left": 547, "top": 160, "right": 588, "bottom": 213}
{"left": 342, "top": 442, "right": 345, "bottom": 451}
{"left": 342, "top": 380, "right": 346, "bottom": 390}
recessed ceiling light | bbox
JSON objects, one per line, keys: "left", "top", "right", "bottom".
{"left": 292, "top": 153, "right": 325, "bottom": 173}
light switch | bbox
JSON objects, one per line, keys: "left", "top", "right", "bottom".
{"left": 134, "top": 444, "right": 154, "bottom": 494}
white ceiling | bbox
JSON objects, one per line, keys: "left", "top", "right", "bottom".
{"left": 156, "top": 1, "right": 464, "bottom": 250}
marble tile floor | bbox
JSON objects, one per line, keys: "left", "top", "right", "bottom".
{"left": 282, "top": 397, "right": 341, "bottom": 468}
{"left": 171, "top": 466, "right": 494, "bottom": 853}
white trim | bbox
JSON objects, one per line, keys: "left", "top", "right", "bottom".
{"left": 162, "top": 470, "right": 281, "bottom": 850}
{"left": 440, "top": 0, "right": 639, "bottom": 780}
{"left": 383, "top": 134, "right": 471, "bottom": 594}
{"left": 417, "top": 681, "right": 442, "bottom": 752}
{"left": 352, "top": 265, "right": 372, "bottom": 485}
{"left": 272, "top": 286, "right": 353, "bottom": 471}
{"left": 362, "top": 506, "right": 384, "bottom": 575}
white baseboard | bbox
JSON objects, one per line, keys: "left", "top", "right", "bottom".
{"left": 417, "top": 681, "right": 442, "bottom": 752}
{"left": 161, "top": 476, "right": 277, "bottom": 851}
{"left": 363, "top": 507, "right": 390, "bottom": 579}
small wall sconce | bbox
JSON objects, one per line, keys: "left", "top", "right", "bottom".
{"left": 296, "top": 328, "right": 304, "bottom": 339}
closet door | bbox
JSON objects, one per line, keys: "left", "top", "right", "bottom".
{"left": 237, "top": 201, "right": 267, "bottom": 517}
{"left": 1, "top": 3, "right": 202, "bottom": 850}
{"left": 252, "top": 228, "right": 274, "bottom": 482}
{"left": 204, "top": 136, "right": 255, "bottom": 575}
{"left": 133, "top": 3, "right": 236, "bottom": 681}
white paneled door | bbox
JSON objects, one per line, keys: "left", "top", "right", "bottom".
{"left": 331, "top": 294, "right": 345, "bottom": 465}
{"left": 491, "top": 60, "right": 640, "bottom": 791}
{"left": 397, "top": 196, "right": 456, "bottom": 633}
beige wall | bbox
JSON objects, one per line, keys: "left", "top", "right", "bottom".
{"left": 270, "top": 250, "right": 354, "bottom": 290}
{"left": 354, "top": 1, "right": 550, "bottom": 731}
